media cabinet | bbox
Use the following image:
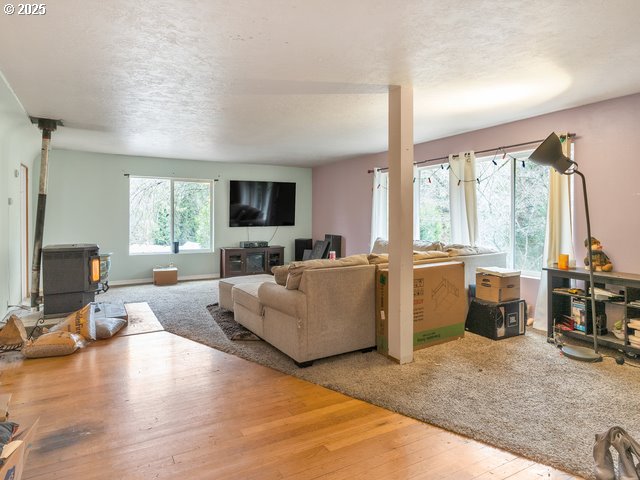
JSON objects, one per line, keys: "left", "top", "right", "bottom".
{"left": 220, "top": 246, "right": 284, "bottom": 278}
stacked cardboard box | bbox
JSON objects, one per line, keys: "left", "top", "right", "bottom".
{"left": 376, "top": 262, "right": 466, "bottom": 355}
{"left": 0, "top": 394, "right": 39, "bottom": 480}
{"left": 475, "top": 267, "right": 521, "bottom": 303}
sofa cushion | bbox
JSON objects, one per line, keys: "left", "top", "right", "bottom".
{"left": 270, "top": 265, "right": 289, "bottom": 286}
{"left": 367, "top": 250, "right": 449, "bottom": 265}
{"left": 259, "top": 282, "right": 307, "bottom": 319}
{"left": 371, "top": 237, "right": 445, "bottom": 254}
{"left": 285, "top": 254, "right": 369, "bottom": 290}
{"left": 218, "top": 274, "right": 274, "bottom": 311}
{"left": 413, "top": 240, "right": 445, "bottom": 252}
{"left": 232, "top": 283, "right": 264, "bottom": 315}
{"left": 444, "top": 244, "right": 497, "bottom": 256}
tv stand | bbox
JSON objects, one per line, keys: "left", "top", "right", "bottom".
{"left": 220, "top": 246, "right": 284, "bottom": 278}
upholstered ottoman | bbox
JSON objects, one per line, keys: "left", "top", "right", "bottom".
{"left": 232, "top": 283, "right": 265, "bottom": 337}
{"left": 218, "top": 274, "right": 274, "bottom": 311}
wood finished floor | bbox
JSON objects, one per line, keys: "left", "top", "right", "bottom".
{"left": 1, "top": 330, "right": 582, "bottom": 480}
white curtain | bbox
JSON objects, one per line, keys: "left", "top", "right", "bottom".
{"left": 370, "top": 168, "right": 389, "bottom": 250}
{"left": 413, "top": 164, "right": 420, "bottom": 240}
{"left": 534, "top": 137, "right": 574, "bottom": 330}
{"left": 449, "top": 151, "right": 478, "bottom": 246}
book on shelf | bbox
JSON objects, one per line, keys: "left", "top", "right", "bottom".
{"left": 571, "top": 297, "right": 588, "bottom": 333}
{"left": 592, "top": 287, "right": 624, "bottom": 301}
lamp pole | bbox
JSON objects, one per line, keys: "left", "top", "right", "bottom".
{"left": 574, "top": 169, "right": 599, "bottom": 354}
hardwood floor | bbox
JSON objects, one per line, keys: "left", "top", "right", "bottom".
{"left": 1, "top": 330, "right": 581, "bottom": 479}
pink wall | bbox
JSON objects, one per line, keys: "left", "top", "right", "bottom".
{"left": 313, "top": 93, "right": 640, "bottom": 309}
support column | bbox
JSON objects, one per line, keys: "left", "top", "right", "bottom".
{"left": 387, "top": 85, "right": 414, "bottom": 364}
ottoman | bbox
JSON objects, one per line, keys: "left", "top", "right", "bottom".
{"left": 232, "top": 283, "right": 265, "bottom": 337}
{"left": 218, "top": 274, "right": 274, "bottom": 311}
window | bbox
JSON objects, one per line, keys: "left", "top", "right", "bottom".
{"left": 129, "top": 177, "right": 213, "bottom": 254}
{"left": 417, "top": 165, "right": 450, "bottom": 243}
{"left": 474, "top": 151, "right": 550, "bottom": 275}
{"left": 414, "top": 150, "right": 550, "bottom": 275}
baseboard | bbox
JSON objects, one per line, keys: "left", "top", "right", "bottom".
{"left": 109, "top": 273, "right": 220, "bottom": 287}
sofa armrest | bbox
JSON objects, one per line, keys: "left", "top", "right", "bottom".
{"left": 298, "top": 264, "right": 376, "bottom": 347}
{"left": 258, "top": 282, "right": 307, "bottom": 320}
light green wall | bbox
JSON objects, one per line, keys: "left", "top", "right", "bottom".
{"left": 42, "top": 149, "right": 312, "bottom": 282}
{"left": 0, "top": 73, "right": 40, "bottom": 315}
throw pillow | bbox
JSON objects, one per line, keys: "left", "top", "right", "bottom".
{"left": 413, "top": 240, "right": 445, "bottom": 252}
{"left": 271, "top": 265, "right": 289, "bottom": 286}
{"left": 285, "top": 254, "right": 369, "bottom": 290}
{"left": 370, "top": 238, "right": 388, "bottom": 254}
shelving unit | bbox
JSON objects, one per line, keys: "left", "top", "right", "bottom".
{"left": 544, "top": 267, "right": 640, "bottom": 355}
{"left": 220, "top": 246, "right": 284, "bottom": 278}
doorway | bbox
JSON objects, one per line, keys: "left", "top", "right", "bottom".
{"left": 20, "top": 164, "right": 29, "bottom": 300}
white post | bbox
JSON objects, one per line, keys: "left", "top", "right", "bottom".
{"left": 387, "top": 85, "right": 414, "bottom": 364}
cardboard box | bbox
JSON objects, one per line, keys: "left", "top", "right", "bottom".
{"left": 475, "top": 271, "right": 520, "bottom": 303}
{"left": 153, "top": 267, "right": 178, "bottom": 286}
{"left": 0, "top": 395, "right": 39, "bottom": 480}
{"left": 376, "top": 262, "right": 466, "bottom": 355}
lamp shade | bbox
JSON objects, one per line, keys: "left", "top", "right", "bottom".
{"left": 529, "top": 133, "right": 574, "bottom": 174}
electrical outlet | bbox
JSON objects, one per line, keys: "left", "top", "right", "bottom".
{"left": 7, "top": 198, "right": 13, "bottom": 206}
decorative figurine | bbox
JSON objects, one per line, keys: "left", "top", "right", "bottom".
{"left": 584, "top": 237, "right": 613, "bottom": 272}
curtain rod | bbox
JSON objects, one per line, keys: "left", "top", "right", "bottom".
{"left": 367, "top": 133, "right": 576, "bottom": 173}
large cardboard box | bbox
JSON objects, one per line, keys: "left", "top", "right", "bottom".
{"left": 376, "top": 261, "right": 466, "bottom": 355}
{"left": 475, "top": 268, "right": 520, "bottom": 303}
{"left": 153, "top": 267, "right": 178, "bottom": 286}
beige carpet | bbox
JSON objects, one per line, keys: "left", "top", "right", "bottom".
{"left": 100, "top": 279, "right": 640, "bottom": 479}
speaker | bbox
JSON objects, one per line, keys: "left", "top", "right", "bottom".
{"left": 465, "top": 298, "right": 526, "bottom": 340}
{"left": 324, "top": 234, "right": 342, "bottom": 258}
{"left": 295, "top": 238, "right": 312, "bottom": 261}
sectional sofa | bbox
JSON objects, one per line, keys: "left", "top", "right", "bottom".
{"left": 217, "top": 241, "right": 507, "bottom": 366}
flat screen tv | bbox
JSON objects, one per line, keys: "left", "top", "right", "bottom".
{"left": 229, "top": 180, "right": 296, "bottom": 227}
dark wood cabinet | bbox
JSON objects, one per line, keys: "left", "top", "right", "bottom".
{"left": 220, "top": 246, "right": 284, "bottom": 278}
{"left": 545, "top": 267, "right": 640, "bottom": 355}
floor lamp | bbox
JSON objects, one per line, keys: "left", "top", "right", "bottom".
{"left": 529, "top": 132, "right": 602, "bottom": 362}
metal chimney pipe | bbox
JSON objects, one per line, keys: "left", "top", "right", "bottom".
{"left": 30, "top": 117, "right": 62, "bottom": 308}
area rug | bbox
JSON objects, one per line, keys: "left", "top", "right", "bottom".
{"left": 99, "top": 279, "right": 640, "bottom": 479}
{"left": 206, "top": 304, "right": 259, "bottom": 341}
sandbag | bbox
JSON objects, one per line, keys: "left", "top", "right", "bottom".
{"left": 22, "top": 331, "right": 84, "bottom": 359}
{"left": 49, "top": 304, "right": 96, "bottom": 340}
{"left": 0, "top": 315, "right": 27, "bottom": 349}
{"left": 95, "top": 317, "right": 127, "bottom": 339}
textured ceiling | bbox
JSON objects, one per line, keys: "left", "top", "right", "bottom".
{"left": 1, "top": 0, "right": 640, "bottom": 166}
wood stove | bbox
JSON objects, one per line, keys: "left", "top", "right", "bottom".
{"left": 42, "top": 244, "right": 101, "bottom": 317}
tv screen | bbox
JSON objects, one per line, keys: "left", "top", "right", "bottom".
{"left": 229, "top": 180, "right": 296, "bottom": 227}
